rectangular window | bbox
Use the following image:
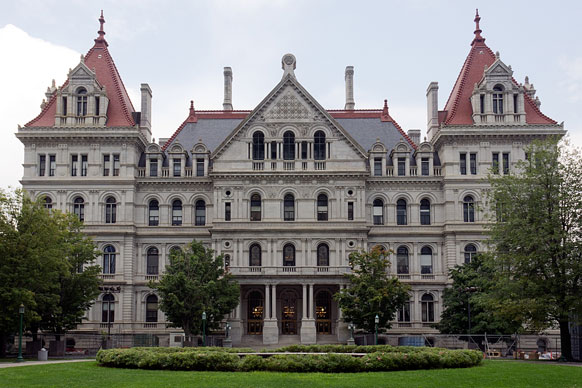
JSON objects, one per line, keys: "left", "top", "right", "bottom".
{"left": 374, "top": 158, "right": 382, "bottom": 176}
{"left": 479, "top": 94, "right": 485, "bottom": 114}
{"left": 95, "top": 96, "right": 100, "bottom": 116}
{"left": 225, "top": 202, "right": 231, "bottom": 221}
{"left": 513, "top": 94, "right": 518, "bottom": 114}
{"left": 62, "top": 97, "right": 67, "bottom": 116}
{"left": 397, "top": 157, "right": 406, "bottom": 176}
{"left": 173, "top": 159, "right": 181, "bottom": 177}
{"left": 421, "top": 158, "right": 429, "bottom": 176}
{"left": 39, "top": 155, "right": 46, "bottom": 176}
{"left": 470, "top": 153, "right": 477, "bottom": 175}
{"left": 301, "top": 141, "right": 308, "bottom": 160}
{"left": 503, "top": 153, "right": 510, "bottom": 175}
{"left": 49, "top": 155, "right": 56, "bottom": 176}
{"left": 71, "top": 154, "right": 78, "bottom": 176}
{"left": 347, "top": 202, "right": 354, "bottom": 221}
{"left": 398, "top": 302, "right": 411, "bottom": 322}
{"left": 196, "top": 159, "right": 204, "bottom": 176}
{"left": 81, "top": 155, "right": 88, "bottom": 176}
{"left": 112, "top": 154, "right": 120, "bottom": 176}
{"left": 460, "top": 153, "right": 467, "bottom": 175}
{"left": 149, "top": 159, "right": 158, "bottom": 177}
{"left": 271, "top": 141, "right": 277, "bottom": 160}
{"left": 492, "top": 152, "right": 499, "bottom": 174}
{"left": 103, "top": 154, "right": 110, "bottom": 176}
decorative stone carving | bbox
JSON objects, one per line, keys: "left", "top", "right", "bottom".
{"left": 265, "top": 93, "right": 310, "bottom": 121}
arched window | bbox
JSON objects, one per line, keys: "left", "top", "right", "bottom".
{"left": 76, "top": 87, "right": 87, "bottom": 116}
{"left": 172, "top": 199, "right": 182, "bottom": 226}
{"left": 420, "top": 198, "right": 431, "bottom": 225}
{"left": 249, "top": 244, "right": 262, "bottom": 266}
{"left": 396, "top": 199, "right": 407, "bottom": 225}
{"left": 284, "top": 194, "right": 295, "bottom": 221}
{"left": 373, "top": 198, "right": 384, "bottom": 225}
{"left": 463, "top": 196, "right": 475, "bottom": 222}
{"left": 73, "top": 197, "right": 85, "bottom": 222}
{"left": 421, "top": 294, "right": 435, "bottom": 322}
{"left": 283, "top": 131, "right": 295, "bottom": 160}
{"left": 146, "top": 247, "right": 159, "bottom": 275}
{"left": 317, "top": 243, "right": 329, "bottom": 267}
{"left": 247, "top": 290, "right": 264, "bottom": 335}
{"left": 44, "top": 196, "right": 53, "bottom": 210}
{"left": 464, "top": 244, "right": 477, "bottom": 264}
{"left": 105, "top": 196, "right": 116, "bottom": 224}
{"left": 145, "top": 295, "right": 158, "bottom": 322}
{"left": 195, "top": 200, "right": 206, "bottom": 226}
{"left": 493, "top": 85, "right": 504, "bottom": 114}
{"left": 252, "top": 132, "right": 265, "bottom": 160}
{"left": 397, "top": 246, "right": 409, "bottom": 274}
{"left": 148, "top": 200, "right": 159, "bottom": 226}
{"left": 283, "top": 244, "right": 295, "bottom": 266}
{"left": 103, "top": 245, "right": 116, "bottom": 274}
{"left": 317, "top": 194, "right": 328, "bottom": 221}
{"left": 102, "top": 294, "right": 115, "bottom": 323}
{"left": 250, "top": 194, "right": 261, "bottom": 221}
{"left": 314, "top": 130, "right": 326, "bottom": 160}
{"left": 315, "top": 290, "right": 332, "bottom": 334}
{"left": 420, "top": 246, "right": 433, "bottom": 274}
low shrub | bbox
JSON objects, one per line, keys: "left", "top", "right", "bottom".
{"left": 97, "top": 346, "right": 482, "bottom": 373}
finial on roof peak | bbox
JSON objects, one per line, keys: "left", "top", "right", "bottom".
{"left": 187, "top": 100, "right": 198, "bottom": 123}
{"left": 382, "top": 99, "right": 389, "bottom": 115}
{"left": 471, "top": 9, "right": 485, "bottom": 45}
{"left": 281, "top": 53, "right": 296, "bottom": 79}
{"left": 495, "top": 51, "right": 500, "bottom": 60}
{"left": 94, "top": 10, "right": 108, "bottom": 46}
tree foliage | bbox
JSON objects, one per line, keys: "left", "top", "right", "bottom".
{"left": 485, "top": 138, "right": 582, "bottom": 360}
{"left": 149, "top": 240, "right": 239, "bottom": 339}
{"left": 0, "top": 190, "right": 101, "bottom": 354}
{"left": 438, "top": 254, "right": 522, "bottom": 335}
{"left": 335, "top": 246, "right": 410, "bottom": 333}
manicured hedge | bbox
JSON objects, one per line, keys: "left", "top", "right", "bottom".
{"left": 97, "top": 346, "right": 482, "bottom": 373}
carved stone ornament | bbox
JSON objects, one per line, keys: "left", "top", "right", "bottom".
{"left": 265, "top": 92, "right": 310, "bottom": 121}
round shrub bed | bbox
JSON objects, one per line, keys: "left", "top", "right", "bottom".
{"left": 97, "top": 345, "right": 482, "bottom": 373}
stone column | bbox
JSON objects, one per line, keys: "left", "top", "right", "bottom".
{"left": 337, "top": 284, "right": 349, "bottom": 343}
{"left": 262, "top": 283, "right": 278, "bottom": 345}
{"left": 302, "top": 284, "right": 308, "bottom": 319}
{"left": 271, "top": 284, "right": 277, "bottom": 321}
{"left": 230, "top": 290, "right": 242, "bottom": 346}
{"left": 300, "top": 283, "right": 316, "bottom": 344}
{"left": 265, "top": 284, "right": 271, "bottom": 319}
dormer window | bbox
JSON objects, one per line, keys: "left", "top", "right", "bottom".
{"left": 76, "top": 88, "right": 88, "bottom": 116}
{"left": 493, "top": 85, "right": 504, "bottom": 114}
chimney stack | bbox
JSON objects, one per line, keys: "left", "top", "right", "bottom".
{"left": 140, "top": 83, "right": 153, "bottom": 141}
{"left": 426, "top": 82, "right": 439, "bottom": 141}
{"left": 344, "top": 66, "right": 355, "bottom": 110}
{"left": 223, "top": 67, "right": 233, "bottom": 111}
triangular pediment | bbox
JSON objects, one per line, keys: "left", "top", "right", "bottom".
{"left": 69, "top": 60, "right": 96, "bottom": 81}
{"left": 485, "top": 60, "right": 513, "bottom": 77}
{"left": 263, "top": 91, "right": 313, "bottom": 122}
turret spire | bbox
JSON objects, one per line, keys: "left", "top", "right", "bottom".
{"left": 95, "top": 10, "right": 108, "bottom": 46}
{"left": 471, "top": 9, "right": 485, "bottom": 45}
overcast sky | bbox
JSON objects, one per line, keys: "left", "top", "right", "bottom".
{"left": 1, "top": 0, "right": 580, "bottom": 190}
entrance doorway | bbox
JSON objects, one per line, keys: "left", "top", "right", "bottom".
{"left": 316, "top": 290, "right": 332, "bottom": 334}
{"left": 281, "top": 290, "right": 297, "bottom": 335}
{"left": 247, "top": 291, "right": 264, "bottom": 335}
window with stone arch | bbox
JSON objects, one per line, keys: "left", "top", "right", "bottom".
{"left": 464, "top": 244, "right": 478, "bottom": 264}
{"left": 314, "top": 130, "right": 326, "bottom": 160}
{"left": 420, "top": 198, "right": 431, "bottom": 225}
{"left": 283, "top": 244, "right": 295, "bottom": 267}
{"left": 103, "top": 245, "right": 116, "bottom": 274}
{"left": 148, "top": 199, "right": 159, "bottom": 226}
{"left": 250, "top": 193, "right": 262, "bottom": 221}
{"left": 105, "top": 196, "right": 117, "bottom": 224}
{"left": 373, "top": 198, "right": 384, "bottom": 225}
{"left": 420, "top": 246, "right": 433, "bottom": 274}
{"left": 249, "top": 244, "right": 262, "bottom": 266}
{"left": 76, "top": 87, "right": 87, "bottom": 116}
{"left": 146, "top": 247, "right": 159, "bottom": 275}
{"left": 73, "top": 196, "right": 85, "bottom": 222}
{"left": 195, "top": 199, "right": 206, "bottom": 226}
{"left": 396, "top": 245, "right": 409, "bottom": 274}
{"left": 283, "top": 131, "right": 295, "bottom": 160}
{"left": 252, "top": 132, "right": 265, "bottom": 160}
{"left": 463, "top": 195, "right": 475, "bottom": 222}
{"left": 317, "top": 243, "right": 329, "bottom": 267}
{"left": 102, "top": 293, "right": 115, "bottom": 323}
{"left": 317, "top": 193, "right": 328, "bottom": 221}
{"left": 284, "top": 193, "right": 295, "bottom": 221}
{"left": 172, "top": 199, "right": 182, "bottom": 226}
{"left": 43, "top": 196, "right": 53, "bottom": 210}
{"left": 145, "top": 294, "right": 159, "bottom": 322}
{"left": 396, "top": 198, "right": 407, "bottom": 225}
{"left": 421, "top": 293, "right": 435, "bottom": 322}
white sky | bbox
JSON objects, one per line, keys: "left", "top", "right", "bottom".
{"left": 1, "top": 0, "right": 581, "bottom": 190}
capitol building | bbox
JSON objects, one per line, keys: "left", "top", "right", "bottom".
{"left": 16, "top": 11, "right": 564, "bottom": 346}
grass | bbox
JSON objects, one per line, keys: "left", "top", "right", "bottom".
{"left": 0, "top": 360, "right": 580, "bottom": 388}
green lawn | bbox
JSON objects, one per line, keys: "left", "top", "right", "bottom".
{"left": 0, "top": 360, "right": 580, "bottom": 388}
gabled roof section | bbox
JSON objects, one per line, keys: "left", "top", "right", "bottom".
{"left": 442, "top": 10, "right": 556, "bottom": 126}
{"left": 26, "top": 11, "right": 136, "bottom": 127}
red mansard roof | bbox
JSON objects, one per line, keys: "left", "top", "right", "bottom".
{"left": 442, "top": 11, "right": 556, "bottom": 126}
{"left": 26, "top": 12, "right": 136, "bottom": 127}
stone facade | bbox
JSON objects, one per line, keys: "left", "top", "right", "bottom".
{"left": 15, "top": 12, "right": 565, "bottom": 346}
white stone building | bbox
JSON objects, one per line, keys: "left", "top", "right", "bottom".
{"left": 15, "top": 11, "right": 565, "bottom": 346}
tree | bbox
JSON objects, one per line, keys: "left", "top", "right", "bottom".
{"left": 486, "top": 138, "right": 582, "bottom": 361}
{"left": 0, "top": 190, "right": 101, "bottom": 355}
{"left": 335, "top": 246, "right": 410, "bottom": 333}
{"left": 149, "top": 240, "right": 239, "bottom": 341}
{"left": 438, "top": 254, "right": 522, "bottom": 335}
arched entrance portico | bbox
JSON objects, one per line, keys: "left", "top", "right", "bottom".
{"left": 281, "top": 290, "right": 298, "bottom": 335}
{"left": 247, "top": 290, "right": 264, "bottom": 335}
